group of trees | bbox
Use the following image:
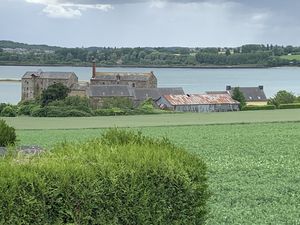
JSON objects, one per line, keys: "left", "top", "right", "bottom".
{"left": 0, "top": 83, "right": 162, "bottom": 117}
{"left": 1, "top": 41, "right": 300, "bottom": 67}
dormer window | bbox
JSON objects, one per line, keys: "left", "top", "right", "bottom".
{"left": 116, "top": 74, "right": 121, "bottom": 81}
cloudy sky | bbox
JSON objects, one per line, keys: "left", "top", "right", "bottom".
{"left": 1, "top": 0, "right": 299, "bottom": 47}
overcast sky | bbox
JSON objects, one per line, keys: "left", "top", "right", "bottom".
{"left": 1, "top": 0, "right": 300, "bottom": 47}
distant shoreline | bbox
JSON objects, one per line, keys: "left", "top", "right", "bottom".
{"left": 0, "top": 62, "right": 273, "bottom": 69}
{"left": 1, "top": 62, "right": 299, "bottom": 70}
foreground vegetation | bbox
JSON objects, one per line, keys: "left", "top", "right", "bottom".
{"left": 0, "top": 129, "right": 209, "bottom": 224}
{"left": 13, "top": 122, "right": 300, "bottom": 225}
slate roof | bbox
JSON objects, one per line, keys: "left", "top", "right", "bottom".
{"left": 93, "top": 72, "right": 154, "bottom": 81}
{"left": 229, "top": 86, "right": 267, "bottom": 101}
{"left": 163, "top": 94, "right": 240, "bottom": 106}
{"left": 134, "top": 87, "right": 185, "bottom": 100}
{"left": 88, "top": 85, "right": 135, "bottom": 97}
{"left": 22, "top": 71, "right": 76, "bottom": 79}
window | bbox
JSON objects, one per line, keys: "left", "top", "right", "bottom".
{"left": 132, "top": 83, "right": 136, "bottom": 87}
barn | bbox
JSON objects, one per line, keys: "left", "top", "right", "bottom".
{"left": 156, "top": 94, "right": 240, "bottom": 112}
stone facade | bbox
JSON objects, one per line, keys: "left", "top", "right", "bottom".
{"left": 90, "top": 72, "right": 157, "bottom": 88}
{"left": 21, "top": 71, "right": 78, "bottom": 101}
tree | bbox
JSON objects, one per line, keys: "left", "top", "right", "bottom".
{"left": 40, "top": 83, "right": 70, "bottom": 106}
{"left": 268, "top": 90, "right": 296, "bottom": 107}
{"left": 232, "top": 87, "right": 246, "bottom": 109}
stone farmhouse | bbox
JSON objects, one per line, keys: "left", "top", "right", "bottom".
{"left": 21, "top": 70, "right": 78, "bottom": 101}
{"left": 21, "top": 61, "right": 183, "bottom": 108}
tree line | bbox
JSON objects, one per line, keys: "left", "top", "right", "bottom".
{"left": 1, "top": 41, "right": 300, "bottom": 67}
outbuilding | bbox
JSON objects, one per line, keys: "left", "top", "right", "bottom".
{"left": 156, "top": 94, "right": 240, "bottom": 112}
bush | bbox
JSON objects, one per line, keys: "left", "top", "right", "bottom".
{"left": 0, "top": 129, "right": 209, "bottom": 224}
{"left": 30, "top": 106, "right": 48, "bottom": 117}
{"left": 0, "top": 106, "right": 17, "bottom": 117}
{"left": 102, "top": 97, "right": 134, "bottom": 109}
{"left": 278, "top": 103, "right": 300, "bottom": 109}
{"left": 268, "top": 90, "right": 296, "bottom": 107}
{"left": 0, "top": 103, "right": 8, "bottom": 114}
{"left": 243, "top": 105, "right": 276, "bottom": 111}
{"left": 0, "top": 119, "right": 16, "bottom": 147}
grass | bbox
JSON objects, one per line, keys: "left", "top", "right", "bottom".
{"left": 2, "top": 108, "right": 300, "bottom": 130}
{"left": 15, "top": 122, "right": 300, "bottom": 225}
{"left": 280, "top": 54, "right": 300, "bottom": 61}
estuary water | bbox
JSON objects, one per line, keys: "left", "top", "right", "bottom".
{"left": 1, "top": 65, "right": 300, "bottom": 104}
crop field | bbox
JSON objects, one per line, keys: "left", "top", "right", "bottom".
{"left": 2, "top": 108, "right": 300, "bottom": 130}
{"left": 280, "top": 54, "right": 300, "bottom": 61}
{"left": 15, "top": 122, "right": 300, "bottom": 225}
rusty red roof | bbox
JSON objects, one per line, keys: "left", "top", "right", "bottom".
{"left": 163, "top": 94, "right": 240, "bottom": 106}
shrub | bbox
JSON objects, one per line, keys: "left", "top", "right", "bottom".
{"left": 0, "top": 119, "right": 16, "bottom": 147}
{"left": 0, "top": 103, "right": 8, "bottom": 114}
{"left": 0, "top": 129, "right": 209, "bottom": 224}
{"left": 278, "top": 103, "right": 300, "bottom": 109}
{"left": 102, "top": 97, "right": 134, "bottom": 109}
{"left": 0, "top": 106, "right": 17, "bottom": 117}
{"left": 268, "top": 90, "right": 296, "bottom": 107}
{"left": 30, "top": 106, "right": 48, "bottom": 117}
{"left": 243, "top": 105, "right": 276, "bottom": 111}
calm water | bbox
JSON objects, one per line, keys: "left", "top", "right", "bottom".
{"left": 1, "top": 65, "right": 300, "bottom": 104}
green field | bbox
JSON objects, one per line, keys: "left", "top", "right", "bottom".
{"left": 2, "top": 109, "right": 300, "bottom": 130}
{"left": 3, "top": 110, "right": 300, "bottom": 224}
{"left": 280, "top": 54, "right": 300, "bottom": 61}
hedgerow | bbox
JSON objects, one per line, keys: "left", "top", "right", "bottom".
{"left": 0, "top": 129, "right": 209, "bottom": 224}
{"left": 243, "top": 105, "right": 276, "bottom": 111}
{"left": 278, "top": 103, "right": 300, "bottom": 109}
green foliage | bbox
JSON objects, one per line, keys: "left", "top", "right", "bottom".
{"left": 0, "top": 106, "right": 17, "bottom": 117}
{"left": 2, "top": 40, "right": 300, "bottom": 67}
{"left": 102, "top": 97, "right": 134, "bottom": 110}
{"left": 17, "top": 100, "right": 39, "bottom": 116}
{"left": 268, "top": 90, "right": 296, "bottom": 107}
{"left": 31, "top": 106, "right": 92, "bottom": 117}
{"left": 0, "top": 119, "right": 16, "bottom": 147}
{"left": 243, "top": 105, "right": 276, "bottom": 111}
{"left": 40, "top": 83, "right": 70, "bottom": 106}
{"left": 231, "top": 87, "right": 246, "bottom": 109}
{"left": 278, "top": 103, "right": 300, "bottom": 109}
{"left": 0, "top": 103, "right": 8, "bottom": 114}
{"left": 0, "top": 129, "right": 209, "bottom": 224}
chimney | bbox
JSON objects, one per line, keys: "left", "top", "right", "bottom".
{"left": 226, "top": 85, "right": 232, "bottom": 91}
{"left": 92, "top": 57, "right": 96, "bottom": 79}
{"left": 258, "top": 85, "right": 264, "bottom": 90}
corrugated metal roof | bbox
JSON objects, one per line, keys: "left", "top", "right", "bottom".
{"left": 94, "top": 72, "right": 154, "bottom": 81}
{"left": 88, "top": 85, "right": 134, "bottom": 97}
{"left": 163, "top": 94, "right": 240, "bottom": 106}
{"left": 22, "top": 71, "right": 76, "bottom": 79}
{"left": 134, "top": 87, "right": 185, "bottom": 100}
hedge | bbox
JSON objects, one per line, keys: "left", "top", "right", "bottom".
{"left": 0, "top": 129, "right": 209, "bottom": 224}
{"left": 243, "top": 105, "right": 276, "bottom": 111}
{"left": 278, "top": 103, "right": 300, "bottom": 109}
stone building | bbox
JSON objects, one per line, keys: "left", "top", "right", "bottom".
{"left": 21, "top": 70, "right": 78, "bottom": 101}
{"left": 226, "top": 85, "right": 268, "bottom": 105}
{"left": 90, "top": 60, "right": 157, "bottom": 88}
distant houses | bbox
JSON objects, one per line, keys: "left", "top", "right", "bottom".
{"left": 21, "top": 63, "right": 268, "bottom": 112}
{"left": 226, "top": 85, "right": 268, "bottom": 105}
